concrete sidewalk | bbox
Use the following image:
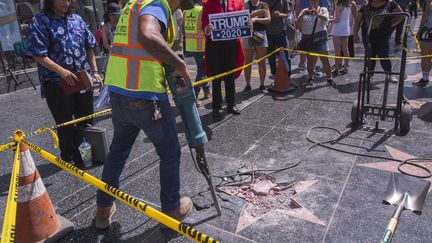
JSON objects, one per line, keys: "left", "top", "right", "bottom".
{"left": 0, "top": 26, "right": 431, "bottom": 242}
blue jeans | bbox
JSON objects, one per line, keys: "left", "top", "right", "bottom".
{"left": 96, "top": 92, "right": 181, "bottom": 212}
{"left": 191, "top": 52, "right": 210, "bottom": 97}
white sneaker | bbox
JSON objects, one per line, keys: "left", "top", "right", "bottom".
{"left": 387, "top": 75, "right": 398, "bottom": 83}
{"left": 315, "top": 71, "right": 324, "bottom": 77}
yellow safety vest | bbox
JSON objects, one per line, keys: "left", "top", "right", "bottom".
{"left": 184, "top": 5, "right": 206, "bottom": 52}
{"left": 105, "top": 0, "right": 175, "bottom": 93}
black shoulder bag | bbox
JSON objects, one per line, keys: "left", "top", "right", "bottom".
{"left": 312, "top": 8, "right": 328, "bottom": 42}
{"left": 418, "top": 26, "right": 432, "bottom": 42}
{"left": 249, "top": 1, "right": 266, "bottom": 45}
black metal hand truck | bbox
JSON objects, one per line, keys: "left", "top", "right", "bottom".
{"left": 351, "top": 12, "right": 413, "bottom": 136}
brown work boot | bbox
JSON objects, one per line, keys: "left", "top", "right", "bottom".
{"left": 95, "top": 203, "right": 117, "bottom": 230}
{"left": 161, "top": 197, "right": 193, "bottom": 228}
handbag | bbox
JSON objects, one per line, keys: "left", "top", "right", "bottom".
{"left": 313, "top": 30, "right": 328, "bottom": 42}
{"left": 418, "top": 26, "right": 432, "bottom": 42}
{"left": 311, "top": 7, "right": 328, "bottom": 43}
{"left": 251, "top": 31, "right": 266, "bottom": 45}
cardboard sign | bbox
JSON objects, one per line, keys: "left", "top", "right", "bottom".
{"left": 209, "top": 10, "right": 251, "bottom": 41}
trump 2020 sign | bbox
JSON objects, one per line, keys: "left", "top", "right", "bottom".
{"left": 209, "top": 10, "right": 251, "bottom": 41}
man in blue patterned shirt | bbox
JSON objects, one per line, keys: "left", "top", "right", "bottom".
{"left": 26, "top": 0, "right": 102, "bottom": 166}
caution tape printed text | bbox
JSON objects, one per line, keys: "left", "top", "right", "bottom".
{"left": 1, "top": 143, "right": 20, "bottom": 243}
{"left": 21, "top": 139, "right": 219, "bottom": 243}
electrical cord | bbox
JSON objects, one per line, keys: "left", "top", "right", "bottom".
{"left": 398, "top": 158, "right": 432, "bottom": 178}
{"left": 211, "top": 126, "right": 432, "bottom": 182}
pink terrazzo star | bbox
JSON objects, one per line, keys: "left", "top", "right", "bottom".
{"left": 406, "top": 59, "right": 421, "bottom": 65}
{"left": 407, "top": 100, "right": 432, "bottom": 117}
{"left": 357, "top": 146, "right": 432, "bottom": 191}
{"left": 405, "top": 72, "right": 422, "bottom": 82}
{"left": 219, "top": 177, "right": 324, "bottom": 232}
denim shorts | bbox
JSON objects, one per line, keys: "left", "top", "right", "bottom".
{"left": 307, "top": 39, "right": 328, "bottom": 54}
{"left": 243, "top": 31, "right": 269, "bottom": 49}
{"left": 286, "top": 28, "right": 296, "bottom": 40}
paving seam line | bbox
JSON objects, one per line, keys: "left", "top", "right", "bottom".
{"left": 321, "top": 40, "right": 404, "bottom": 242}
{"left": 236, "top": 99, "right": 307, "bottom": 161}
{"left": 56, "top": 148, "right": 158, "bottom": 205}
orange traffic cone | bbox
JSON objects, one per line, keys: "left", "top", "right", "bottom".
{"left": 15, "top": 132, "right": 73, "bottom": 242}
{"left": 268, "top": 50, "right": 296, "bottom": 93}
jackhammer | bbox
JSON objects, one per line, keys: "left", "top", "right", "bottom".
{"left": 164, "top": 64, "right": 222, "bottom": 216}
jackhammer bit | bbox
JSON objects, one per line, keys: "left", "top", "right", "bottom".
{"left": 195, "top": 145, "right": 222, "bottom": 215}
{"left": 164, "top": 62, "right": 222, "bottom": 216}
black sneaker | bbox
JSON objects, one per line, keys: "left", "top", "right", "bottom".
{"left": 327, "top": 78, "right": 337, "bottom": 87}
{"left": 242, "top": 85, "right": 252, "bottom": 94}
{"left": 259, "top": 85, "right": 266, "bottom": 91}
{"left": 413, "top": 79, "right": 429, "bottom": 87}
{"left": 307, "top": 78, "right": 314, "bottom": 86}
{"left": 227, "top": 106, "right": 241, "bottom": 115}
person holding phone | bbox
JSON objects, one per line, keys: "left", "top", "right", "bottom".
{"left": 297, "top": 0, "right": 335, "bottom": 86}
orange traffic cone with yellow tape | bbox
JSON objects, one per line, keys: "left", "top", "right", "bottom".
{"left": 268, "top": 50, "right": 296, "bottom": 93}
{"left": 15, "top": 132, "right": 73, "bottom": 242}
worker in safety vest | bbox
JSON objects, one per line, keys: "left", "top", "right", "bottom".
{"left": 95, "top": 0, "right": 195, "bottom": 230}
{"left": 183, "top": 2, "right": 211, "bottom": 107}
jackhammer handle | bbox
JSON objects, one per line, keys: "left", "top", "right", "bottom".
{"left": 380, "top": 217, "right": 398, "bottom": 243}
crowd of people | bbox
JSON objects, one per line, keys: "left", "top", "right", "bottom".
{"left": 24, "top": 0, "right": 432, "bottom": 231}
{"left": 168, "top": 0, "right": 431, "bottom": 117}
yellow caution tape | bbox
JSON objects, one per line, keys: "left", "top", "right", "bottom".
{"left": 286, "top": 48, "right": 402, "bottom": 60}
{"left": 286, "top": 47, "right": 432, "bottom": 60}
{"left": 20, "top": 48, "right": 279, "bottom": 137}
{"left": 20, "top": 36, "right": 432, "bottom": 142}
{"left": 22, "top": 139, "right": 219, "bottom": 243}
{"left": 24, "top": 48, "right": 282, "bottom": 136}
{"left": 25, "top": 109, "right": 113, "bottom": 138}
{"left": 30, "top": 128, "right": 59, "bottom": 148}
{"left": 0, "top": 142, "right": 16, "bottom": 153}
{"left": 402, "top": 25, "right": 421, "bottom": 53}
{"left": 193, "top": 47, "right": 283, "bottom": 87}
{"left": 55, "top": 109, "right": 112, "bottom": 128}
{"left": 1, "top": 141, "right": 20, "bottom": 243}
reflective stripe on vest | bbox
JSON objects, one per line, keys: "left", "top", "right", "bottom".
{"left": 104, "top": 0, "right": 175, "bottom": 93}
{"left": 184, "top": 6, "right": 206, "bottom": 52}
